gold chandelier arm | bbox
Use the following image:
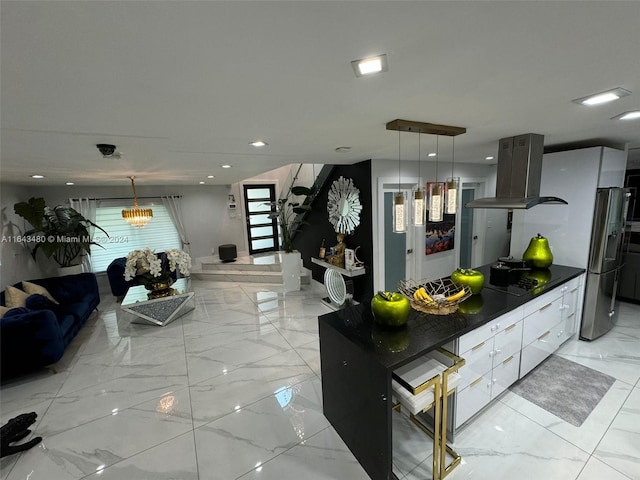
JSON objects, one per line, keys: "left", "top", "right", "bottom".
{"left": 130, "top": 176, "right": 140, "bottom": 209}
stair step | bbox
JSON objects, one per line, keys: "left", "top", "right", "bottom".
{"left": 199, "top": 255, "right": 282, "bottom": 272}
{"left": 191, "top": 267, "right": 310, "bottom": 285}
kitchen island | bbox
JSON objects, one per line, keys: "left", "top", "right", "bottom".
{"left": 318, "top": 263, "right": 584, "bottom": 480}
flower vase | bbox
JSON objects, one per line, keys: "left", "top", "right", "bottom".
{"left": 145, "top": 277, "right": 175, "bottom": 299}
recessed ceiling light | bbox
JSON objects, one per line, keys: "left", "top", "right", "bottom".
{"left": 351, "top": 54, "right": 388, "bottom": 78}
{"left": 199, "top": 181, "right": 205, "bottom": 184}
{"left": 249, "top": 140, "right": 267, "bottom": 147}
{"left": 66, "top": 182, "right": 74, "bottom": 185}
{"left": 221, "top": 165, "right": 232, "bottom": 169}
{"left": 427, "top": 153, "right": 437, "bottom": 157}
{"left": 31, "top": 174, "right": 45, "bottom": 179}
{"left": 335, "top": 146, "right": 352, "bottom": 153}
{"left": 572, "top": 87, "right": 631, "bottom": 106}
{"left": 486, "top": 156, "right": 494, "bottom": 160}
{"left": 612, "top": 110, "right": 640, "bottom": 120}
{"left": 207, "top": 175, "right": 215, "bottom": 178}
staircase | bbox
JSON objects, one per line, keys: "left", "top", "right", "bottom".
{"left": 190, "top": 253, "right": 310, "bottom": 285}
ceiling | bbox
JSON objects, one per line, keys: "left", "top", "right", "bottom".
{"left": 2, "top": 1, "right": 639, "bottom": 187}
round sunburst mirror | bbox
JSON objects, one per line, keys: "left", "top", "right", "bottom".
{"left": 327, "top": 176, "right": 362, "bottom": 234}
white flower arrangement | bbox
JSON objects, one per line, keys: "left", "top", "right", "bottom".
{"left": 124, "top": 247, "right": 191, "bottom": 282}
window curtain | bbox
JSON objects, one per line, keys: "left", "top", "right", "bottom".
{"left": 69, "top": 197, "right": 98, "bottom": 272}
{"left": 161, "top": 195, "right": 190, "bottom": 253}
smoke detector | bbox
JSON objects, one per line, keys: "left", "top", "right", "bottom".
{"left": 96, "top": 144, "right": 122, "bottom": 159}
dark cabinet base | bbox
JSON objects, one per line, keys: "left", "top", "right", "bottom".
{"left": 319, "top": 320, "right": 392, "bottom": 479}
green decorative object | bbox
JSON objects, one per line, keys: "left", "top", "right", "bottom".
{"left": 458, "top": 294, "right": 484, "bottom": 315}
{"left": 371, "top": 324, "right": 409, "bottom": 353}
{"left": 451, "top": 268, "right": 485, "bottom": 295}
{"left": 523, "top": 233, "right": 553, "bottom": 268}
{"left": 371, "top": 291, "right": 411, "bottom": 327}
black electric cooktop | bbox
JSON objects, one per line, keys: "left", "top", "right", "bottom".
{"left": 482, "top": 275, "right": 539, "bottom": 297}
{"left": 471, "top": 264, "right": 541, "bottom": 297}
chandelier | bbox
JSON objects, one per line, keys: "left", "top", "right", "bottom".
{"left": 122, "top": 176, "right": 153, "bottom": 228}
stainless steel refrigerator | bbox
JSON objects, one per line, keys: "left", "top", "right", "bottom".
{"left": 580, "top": 187, "right": 631, "bottom": 340}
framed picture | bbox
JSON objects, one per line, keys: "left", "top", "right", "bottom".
{"left": 425, "top": 214, "right": 455, "bottom": 255}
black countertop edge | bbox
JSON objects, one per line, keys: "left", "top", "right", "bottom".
{"left": 318, "top": 264, "right": 585, "bottom": 371}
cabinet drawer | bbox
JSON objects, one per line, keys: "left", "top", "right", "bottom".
{"left": 522, "top": 297, "right": 563, "bottom": 347}
{"left": 455, "top": 374, "right": 492, "bottom": 428}
{"left": 490, "top": 354, "right": 520, "bottom": 398}
{"left": 459, "top": 340, "right": 494, "bottom": 390}
{"left": 458, "top": 323, "right": 495, "bottom": 354}
{"left": 493, "top": 320, "right": 523, "bottom": 365}
{"left": 458, "top": 307, "right": 524, "bottom": 353}
{"left": 519, "top": 328, "right": 557, "bottom": 378}
{"left": 523, "top": 288, "right": 563, "bottom": 318}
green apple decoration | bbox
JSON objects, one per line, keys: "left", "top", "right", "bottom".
{"left": 371, "top": 324, "right": 409, "bottom": 353}
{"left": 371, "top": 291, "right": 411, "bottom": 327}
{"left": 451, "top": 269, "right": 485, "bottom": 295}
{"left": 458, "top": 295, "right": 484, "bottom": 315}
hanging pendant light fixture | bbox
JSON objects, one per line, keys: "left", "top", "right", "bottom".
{"left": 428, "top": 136, "right": 445, "bottom": 222}
{"left": 412, "top": 132, "right": 425, "bottom": 226}
{"left": 393, "top": 130, "right": 407, "bottom": 233}
{"left": 385, "top": 119, "right": 466, "bottom": 225}
{"left": 445, "top": 136, "right": 460, "bottom": 215}
{"left": 122, "top": 176, "right": 153, "bottom": 228}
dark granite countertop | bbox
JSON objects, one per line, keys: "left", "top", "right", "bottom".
{"left": 318, "top": 263, "right": 585, "bottom": 371}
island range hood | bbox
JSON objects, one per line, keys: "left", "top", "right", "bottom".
{"left": 466, "top": 133, "right": 568, "bottom": 209}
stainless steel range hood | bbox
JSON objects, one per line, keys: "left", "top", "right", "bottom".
{"left": 466, "top": 133, "right": 567, "bottom": 209}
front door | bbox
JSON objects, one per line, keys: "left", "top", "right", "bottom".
{"left": 243, "top": 184, "right": 279, "bottom": 255}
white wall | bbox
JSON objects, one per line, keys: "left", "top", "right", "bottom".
{"left": 0, "top": 163, "right": 318, "bottom": 286}
{"left": 510, "top": 146, "right": 627, "bottom": 269}
{"left": 1, "top": 183, "right": 245, "bottom": 278}
{"left": 370, "top": 158, "right": 504, "bottom": 291}
{"left": 1, "top": 183, "right": 47, "bottom": 288}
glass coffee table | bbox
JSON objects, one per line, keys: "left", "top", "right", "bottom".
{"left": 121, "top": 278, "right": 195, "bottom": 326}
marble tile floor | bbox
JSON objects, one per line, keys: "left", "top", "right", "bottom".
{"left": 1, "top": 279, "right": 638, "bottom": 480}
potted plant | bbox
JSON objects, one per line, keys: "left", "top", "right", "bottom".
{"left": 124, "top": 247, "right": 191, "bottom": 298}
{"left": 267, "top": 183, "right": 314, "bottom": 291}
{"left": 14, "top": 197, "right": 108, "bottom": 273}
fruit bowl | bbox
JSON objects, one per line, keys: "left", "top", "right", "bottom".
{"left": 398, "top": 278, "right": 472, "bottom": 315}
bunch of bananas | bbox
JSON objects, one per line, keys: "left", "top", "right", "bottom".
{"left": 413, "top": 286, "right": 466, "bottom": 304}
{"left": 413, "top": 287, "right": 433, "bottom": 303}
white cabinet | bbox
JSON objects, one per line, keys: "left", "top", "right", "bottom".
{"left": 455, "top": 307, "right": 523, "bottom": 428}
{"left": 520, "top": 275, "right": 583, "bottom": 378}
{"left": 559, "top": 277, "right": 582, "bottom": 343}
{"left": 455, "top": 274, "right": 585, "bottom": 429}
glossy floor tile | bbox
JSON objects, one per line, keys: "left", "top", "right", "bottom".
{"left": 1, "top": 279, "right": 639, "bottom": 480}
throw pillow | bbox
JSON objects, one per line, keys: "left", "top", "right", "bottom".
{"left": 22, "top": 281, "right": 59, "bottom": 305}
{"left": 0, "top": 305, "right": 10, "bottom": 319}
{"left": 4, "top": 286, "right": 29, "bottom": 309}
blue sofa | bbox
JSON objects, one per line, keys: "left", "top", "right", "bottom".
{"left": 1, "top": 273, "right": 100, "bottom": 379}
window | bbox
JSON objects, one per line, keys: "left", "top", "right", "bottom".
{"left": 91, "top": 203, "right": 181, "bottom": 272}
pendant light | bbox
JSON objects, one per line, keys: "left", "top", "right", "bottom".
{"left": 122, "top": 176, "right": 153, "bottom": 228}
{"left": 412, "top": 132, "right": 425, "bottom": 226}
{"left": 393, "top": 130, "right": 407, "bottom": 233}
{"left": 445, "top": 136, "right": 460, "bottom": 215}
{"left": 428, "top": 136, "right": 444, "bottom": 222}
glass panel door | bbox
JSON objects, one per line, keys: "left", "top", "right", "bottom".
{"left": 243, "top": 184, "right": 278, "bottom": 255}
{"left": 384, "top": 192, "right": 406, "bottom": 291}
